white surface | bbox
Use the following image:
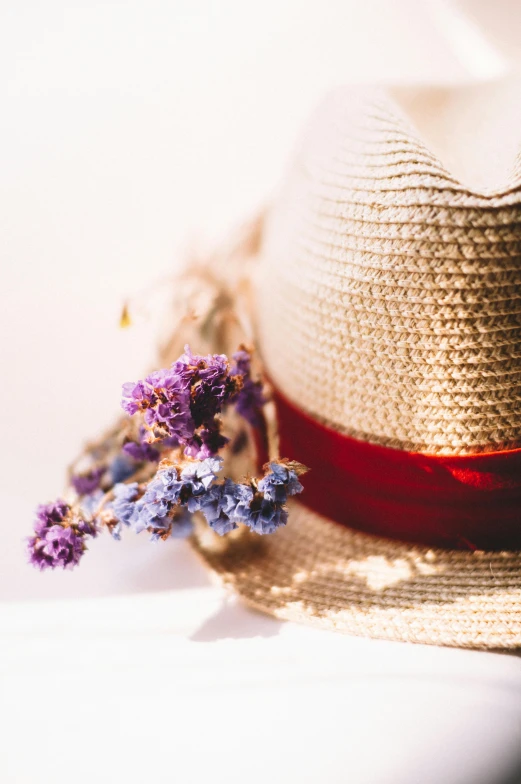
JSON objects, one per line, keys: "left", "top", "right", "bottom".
{"left": 2, "top": 2, "right": 521, "bottom": 782}
{"left": 3, "top": 588, "right": 521, "bottom": 784}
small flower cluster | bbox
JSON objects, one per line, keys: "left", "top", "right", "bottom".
{"left": 27, "top": 345, "right": 306, "bottom": 572}
{"left": 121, "top": 346, "right": 264, "bottom": 460}
{"left": 107, "top": 458, "right": 304, "bottom": 541}
{"left": 27, "top": 501, "right": 97, "bottom": 570}
{"left": 69, "top": 427, "right": 162, "bottom": 502}
{"left": 230, "top": 349, "right": 266, "bottom": 429}
{"left": 197, "top": 460, "right": 304, "bottom": 535}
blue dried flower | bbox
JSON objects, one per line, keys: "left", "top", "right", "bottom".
{"left": 171, "top": 507, "right": 194, "bottom": 539}
{"left": 193, "top": 461, "right": 302, "bottom": 537}
{"left": 245, "top": 496, "right": 288, "bottom": 535}
{"left": 197, "top": 478, "right": 255, "bottom": 536}
{"left": 109, "top": 454, "right": 136, "bottom": 484}
{"left": 149, "top": 507, "right": 194, "bottom": 541}
{"left": 129, "top": 458, "right": 221, "bottom": 535}
{"left": 203, "top": 496, "right": 238, "bottom": 535}
{"left": 258, "top": 462, "right": 303, "bottom": 504}
{"left": 221, "top": 479, "right": 255, "bottom": 522}
{"left": 131, "top": 468, "right": 182, "bottom": 534}
{"left": 195, "top": 483, "right": 227, "bottom": 524}
{"left": 148, "top": 467, "right": 184, "bottom": 504}
{"left": 131, "top": 497, "right": 168, "bottom": 534}
{"left": 180, "top": 457, "right": 222, "bottom": 511}
{"left": 112, "top": 483, "right": 139, "bottom": 526}
{"left": 80, "top": 489, "right": 104, "bottom": 519}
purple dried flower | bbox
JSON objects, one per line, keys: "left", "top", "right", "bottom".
{"left": 27, "top": 500, "right": 95, "bottom": 571}
{"left": 230, "top": 349, "right": 250, "bottom": 377}
{"left": 120, "top": 346, "right": 259, "bottom": 460}
{"left": 231, "top": 349, "right": 266, "bottom": 428}
{"left": 124, "top": 427, "right": 161, "bottom": 462}
{"left": 195, "top": 483, "right": 228, "bottom": 526}
{"left": 161, "top": 435, "right": 181, "bottom": 449}
{"left": 121, "top": 380, "right": 149, "bottom": 416}
{"left": 146, "top": 466, "right": 184, "bottom": 506}
{"left": 27, "top": 525, "right": 86, "bottom": 570}
{"left": 33, "top": 500, "right": 69, "bottom": 536}
{"left": 122, "top": 440, "right": 160, "bottom": 463}
{"left": 196, "top": 477, "right": 288, "bottom": 535}
{"left": 208, "top": 513, "right": 237, "bottom": 536}
{"left": 121, "top": 369, "right": 194, "bottom": 443}
{"left": 144, "top": 371, "right": 194, "bottom": 440}
{"left": 76, "top": 517, "right": 98, "bottom": 538}
{"left": 28, "top": 341, "right": 307, "bottom": 578}
{"left": 235, "top": 380, "right": 266, "bottom": 428}
{"left": 183, "top": 426, "right": 229, "bottom": 460}
{"left": 71, "top": 466, "right": 105, "bottom": 496}
{"left": 174, "top": 347, "right": 238, "bottom": 428}
{"left": 110, "top": 458, "right": 222, "bottom": 541}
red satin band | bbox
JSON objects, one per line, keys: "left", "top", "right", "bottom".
{"left": 273, "top": 389, "right": 521, "bottom": 551}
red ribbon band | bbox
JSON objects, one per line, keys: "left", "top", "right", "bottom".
{"left": 274, "top": 389, "right": 521, "bottom": 551}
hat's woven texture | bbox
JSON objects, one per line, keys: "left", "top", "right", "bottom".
{"left": 193, "top": 86, "right": 521, "bottom": 649}
{"left": 193, "top": 502, "right": 521, "bottom": 649}
{"left": 256, "top": 88, "right": 521, "bottom": 455}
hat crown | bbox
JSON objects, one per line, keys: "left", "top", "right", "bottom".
{"left": 257, "top": 86, "right": 521, "bottom": 455}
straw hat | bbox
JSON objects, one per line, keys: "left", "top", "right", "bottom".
{"left": 192, "top": 83, "right": 521, "bottom": 650}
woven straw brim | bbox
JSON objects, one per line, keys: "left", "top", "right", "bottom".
{"left": 192, "top": 501, "right": 521, "bottom": 650}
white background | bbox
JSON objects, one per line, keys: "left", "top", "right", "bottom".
{"left": 2, "top": 2, "right": 521, "bottom": 782}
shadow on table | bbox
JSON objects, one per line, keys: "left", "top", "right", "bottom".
{"left": 190, "top": 598, "right": 283, "bottom": 642}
